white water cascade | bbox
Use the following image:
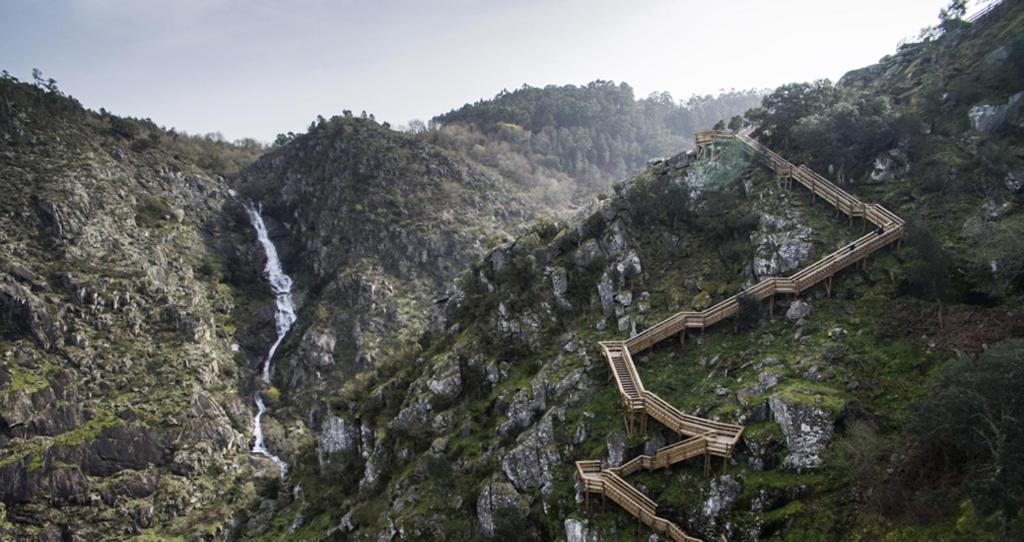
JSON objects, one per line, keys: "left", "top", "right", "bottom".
{"left": 243, "top": 202, "right": 296, "bottom": 476}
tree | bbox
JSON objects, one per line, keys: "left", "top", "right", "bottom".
{"left": 902, "top": 218, "right": 954, "bottom": 327}
{"left": 911, "top": 339, "right": 1024, "bottom": 534}
{"left": 407, "top": 119, "right": 427, "bottom": 134}
{"left": 939, "top": 0, "right": 967, "bottom": 22}
{"left": 790, "top": 94, "right": 898, "bottom": 182}
{"left": 747, "top": 80, "right": 837, "bottom": 148}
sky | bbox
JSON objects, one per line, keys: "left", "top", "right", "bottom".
{"left": 0, "top": 0, "right": 972, "bottom": 142}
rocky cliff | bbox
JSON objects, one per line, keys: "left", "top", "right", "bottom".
{"left": 0, "top": 76, "right": 278, "bottom": 539}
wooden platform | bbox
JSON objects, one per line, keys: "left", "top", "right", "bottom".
{"left": 574, "top": 127, "right": 905, "bottom": 542}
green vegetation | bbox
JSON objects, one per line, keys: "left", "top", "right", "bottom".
{"left": 426, "top": 81, "right": 762, "bottom": 207}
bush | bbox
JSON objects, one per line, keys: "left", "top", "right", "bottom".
{"left": 135, "top": 194, "right": 173, "bottom": 228}
{"left": 901, "top": 218, "right": 954, "bottom": 324}
{"left": 109, "top": 116, "right": 140, "bottom": 140}
{"left": 734, "top": 292, "right": 763, "bottom": 331}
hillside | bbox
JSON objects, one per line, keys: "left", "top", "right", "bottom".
{"left": 0, "top": 74, "right": 271, "bottom": 539}
{"left": 236, "top": 2, "right": 1024, "bottom": 541}
{"left": 228, "top": 116, "right": 537, "bottom": 476}
{"left": 1, "top": 1, "right": 1022, "bottom": 540}
{"left": 425, "top": 82, "right": 762, "bottom": 207}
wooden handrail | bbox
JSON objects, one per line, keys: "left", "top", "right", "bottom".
{"left": 576, "top": 127, "right": 904, "bottom": 542}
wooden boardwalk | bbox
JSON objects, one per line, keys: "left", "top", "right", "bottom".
{"left": 574, "top": 127, "right": 905, "bottom": 541}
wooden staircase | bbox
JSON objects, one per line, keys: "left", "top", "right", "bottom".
{"left": 574, "top": 127, "right": 905, "bottom": 541}
{"left": 576, "top": 461, "right": 703, "bottom": 542}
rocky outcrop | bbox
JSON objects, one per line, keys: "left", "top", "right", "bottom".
{"left": 869, "top": 148, "right": 910, "bottom": 183}
{"left": 969, "top": 91, "right": 1024, "bottom": 133}
{"left": 501, "top": 409, "right": 562, "bottom": 496}
{"left": 701, "top": 475, "right": 743, "bottom": 532}
{"left": 564, "top": 518, "right": 601, "bottom": 542}
{"left": 769, "top": 390, "right": 841, "bottom": 470}
{"left": 319, "top": 415, "right": 360, "bottom": 462}
{"left": 476, "top": 478, "right": 532, "bottom": 539}
{"left": 0, "top": 282, "right": 62, "bottom": 350}
{"left": 751, "top": 210, "right": 812, "bottom": 279}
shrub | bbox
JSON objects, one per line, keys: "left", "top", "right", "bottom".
{"left": 734, "top": 292, "right": 763, "bottom": 331}
{"left": 109, "top": 116, "right": 140, "bottom": 140}
{"left": 135, "top": 194, "right": 173, "bottom": 228}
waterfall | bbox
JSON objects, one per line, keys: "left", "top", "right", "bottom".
{"left": 252, "top": 393, "right": 288, "bottom": 475}
{"left": 242, "top": 202, "right": 296, "bottom": 476}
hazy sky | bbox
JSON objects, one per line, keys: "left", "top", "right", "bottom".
{"left": 1, "top": 0, "right": 965, "bottom": 141}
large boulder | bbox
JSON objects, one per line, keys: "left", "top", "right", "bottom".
{"left": 297, "top": 327, "right": 337, "bottom": 370}
{"left": 425, "top": 352, "right": 462, "bottom": 403}
{"left": 498, "top": 379, "right": 547, "bottom": 438}
{"left": 548, "top": 266, "right": 571, "bottom": 311}
{"left": 869, "top": 148, "right": 910, "bottom": 183}
{"left": 751, "top": 211, "right": 812, "bottom": 279}
{"left": 785, "top": 300, "right": 812, "bottom": 321}
{"left": 769, "top": 388, "right": 842, "bottom": 470}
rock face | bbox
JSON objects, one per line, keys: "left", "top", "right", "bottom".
{"left": 769, "top": 392, "right": 839, "bottom": 470}
{"left": 969, "top": 91, "right": 1024, "bottom": 133}
{"left": 564, "top": 518, "right": 601, "bottom": 542}
{"left": 238, "top": 117, "right": 534, "bottom": 387}
{"left": 501, "top": 410, "right": 561, "bottom": 495}
{"left": 319, "top": 415, "right": 360, "bottom": 459}
{"left": 476, "top": 478, "right": 531, "bottom": 539}
{"left": 0, "top": 78, "right": 258, "bottom": 538}
{"left": 751, "top": 210, "right": 813, "bottom": 278}
{"left": 701, "top": 475, "right": 743, "bottom": 532}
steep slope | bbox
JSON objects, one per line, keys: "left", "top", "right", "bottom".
{"left": 229, "top": 117, "right": 538, "bottom": 492}
{"left": 240, "top": 131, "right": 867, "bottom": 540}
{"left": 245, "top": 4, "right": 1024, "bottom": 541}
{"left": 0, "top": 76, "right": 278, "bottom": 539}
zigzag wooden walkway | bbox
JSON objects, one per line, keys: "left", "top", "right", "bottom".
{"left": 575, "top": 127, "right": 905, "bottom": 541}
